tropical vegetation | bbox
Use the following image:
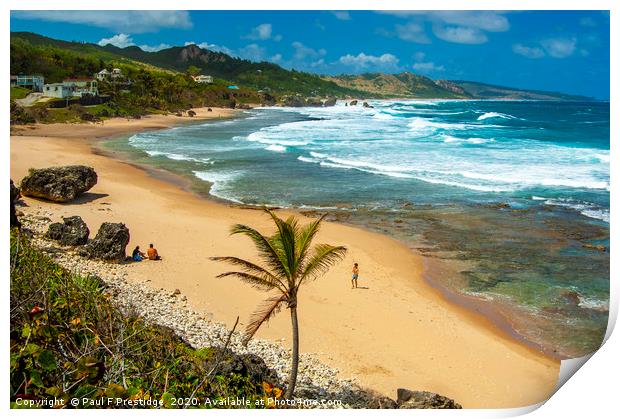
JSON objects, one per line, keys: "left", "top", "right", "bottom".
{"left": 211, "top": 210, "right": 347, "bottom": 399}
{"left": 10, "top": 229, "right": 273, "bottom": 408}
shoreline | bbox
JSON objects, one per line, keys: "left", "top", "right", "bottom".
{"left": 10, "top": 110, "right": 561, "bottom": 408}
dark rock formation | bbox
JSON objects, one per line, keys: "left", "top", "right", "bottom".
{"left": 10, "top": 180, "right": 21, "bottom": 228}
{"left": 281, "top": 95, "right": 306, "bottom": 107}
{"left": 45, "top": 216, "right": 90, "bottom": 246}
{"left": 396, "top": 389, "right": 462, "bottom": 409}
{"left": 204, "top": 347, "right": 280, "bottom": 386}
{"left": 349, "top": 100, "right": 358, "bottom": 106}
{"left": 305, "top": 97, "right": 323, "bottom": 107}
{"left": 323, "top": 97, "right": 337, "bottom": 107}
{"left": 20, "top": 165, "right": 97, "bottom": 203}
{"left": 363, "top": 101, "right": 374, "bottom": 108}
{"left": 367, "top": 396, "right": 399, "bottom": 409}
{"left": 81, "top": 222, "right": 130, "bottom": 262}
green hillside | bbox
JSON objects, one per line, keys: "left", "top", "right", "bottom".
{"left": 324, "top": 72, "right": 468, "bottom": 99}
{"left": 451, "top": 80, "right": 593, "bottom": 101}
{"left": 11, "top": 32, "right": 367, "bottom": 97}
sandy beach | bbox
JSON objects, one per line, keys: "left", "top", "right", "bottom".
{"left": 10, "top": 109, "right": 560, "bottom": 408}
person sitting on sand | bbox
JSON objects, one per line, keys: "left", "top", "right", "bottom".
{"left": 132, "top": 245, "right": 146, "bottom": 262}
{"left": 352, "top": 263, "right": 359, "bottom": 289}
{"left": 147, "top": 243, "right": 162, "bottom": 261}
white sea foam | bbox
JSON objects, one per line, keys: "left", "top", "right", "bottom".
{"left": 265, "top": 144, "right": 287, "bottom": 153}
{"left": 192, "top": 170, "right": 244, "bottom": 203}
{"left": 543, "top": 198, "right": 610, "bottom": 223}
{"left": 594, "top": 153, "right": 610, "bottom": 163}
{"left": 144, "top": 150, "right": 212, "bottom": 164}
{"left": 578, "top": 297, "right": 609, "bottom": 312}
{"left": 477, "top": 112, "right": 516, "bottom": 121}
{"left": 441, "top": 135, "right": 493, "bottom": 144}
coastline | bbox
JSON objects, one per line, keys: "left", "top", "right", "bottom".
{"left": 10, "top": 110, "right": 561, "bottom": 408}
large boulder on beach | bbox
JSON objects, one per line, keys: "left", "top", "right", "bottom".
{"left": 10, "top": 179, "right": 21, "bottom": 228}
{"left": 204, "top": 347, "right": 280, "bottom": 386}
{"left": 45, "top": 216, "right": 90, "bottom": 246}
{"left": 20, "top": 165, "right": 98, "bottom": 203}
{"left": 396, "top": 389, "right": 462, "bottom": 409}
{"left": 81, "top": 222, "right": 130, "bottom": 262}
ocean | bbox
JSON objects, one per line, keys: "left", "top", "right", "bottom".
{"left": 106, "top": 99, "right": 610, "bottom": 359}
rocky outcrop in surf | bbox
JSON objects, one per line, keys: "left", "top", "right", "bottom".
{"left": 20, "top": 165, "right": 98, "bottom": 203}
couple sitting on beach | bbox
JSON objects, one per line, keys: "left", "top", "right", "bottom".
{"left": 132, "top": 243, "right": 162, "bottom": 262}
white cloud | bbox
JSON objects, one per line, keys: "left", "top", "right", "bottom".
{"left": 395, "top": 22, "right": 431, "bottom": 44}
{"left": 292, "top": 41, "right": 326, "bottom": 61}
{"left": 430, "top": 11, "right": 509, "bottom": 32}
{"left": 412, "top": 62, "right": 445, "bottom": 73}
{"left": 98, "top": 33, "right": 134, "bottom": 48}
{"left": 331, "top": 11, "right": 351, "bottom": 21}
{"left": 244, "top": 23, "right": 281, "bottom": 41}
{"left": 139, "top": 43, "right": 171, "bottom": 52}
{"left": 185, "top": 41, "right": 233, "bottom": 55}
{"left": 236, "top": 44, "right": 267, "bottom": 62}
{"left": 512, "top": 43, "right": 545, "bottom": 59}
{"left": 379, "top": 11, "right": 509, "bottom": 32}
{"left": 12, "top": 10, "right": 192, "bottom": 34}
{"left": 432, "top": 25, "right": 487, "bottom": 44}
{"left": 98, "top": 34, "right": 171, "bottom": 52}
{"left": 512, "top": 37, "right": 578, "bottom": 59}
{"left": 338, "top": 52, "right": 400, "bottom": 72}
{"left": 378, "top": 11, "right": 509, "bottom": 45}
{"left": 541, "top": 37, "right": 577, "bottom": 58}
{"left": 271, "top": 53, "right": 283, "bottom": 62}
{"left": 245, "top": 23, "right": 271, "bottom": 40}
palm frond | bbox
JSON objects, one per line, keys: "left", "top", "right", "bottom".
{"left": 299, "top": 244, "right": 347, "bottom": 288}
{"left": 215, "top": 271, "right": 286, "bottom": 292}
{"left": 210, "top": 256, "right": 288, "bottom": 292}
{"left": 265, "top": 209, "right": 299, "bottom": 278}
{"left": 244, "top": 294, "right": 287, "bottom": 344}
{"left": 294, "top": 215, "right": 326, "bottom": 274}
{"left": 230, "top": 223, "right": 291, "bottom": 279}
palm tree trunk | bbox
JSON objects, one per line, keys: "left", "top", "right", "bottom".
{"left": 285, "top": 305, "right": 299, "bottom": 399}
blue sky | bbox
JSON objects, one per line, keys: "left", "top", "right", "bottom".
{"left": 10, "top": 10, "right": 610, "bottom": 98}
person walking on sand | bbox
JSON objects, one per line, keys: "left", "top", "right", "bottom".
{"left": 352, "top": 263, "right": 359, "bottom": 289}
{"left": 147, "top": 243, "right": 162, "bottom": 261}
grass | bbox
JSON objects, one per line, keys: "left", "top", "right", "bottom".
{"left": 11, "top": 87, "right": 31, "bottom": 100}
{"left": 10, "top": 229, "right": 279, "bottom": 408}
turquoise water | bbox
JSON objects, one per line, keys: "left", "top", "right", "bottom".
{"left": 110, "top": 100, "right": 610, "bottom": 358}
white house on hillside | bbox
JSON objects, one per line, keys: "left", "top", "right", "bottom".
{"left": 96, "top": 69, "right": 110, "bottom": 81}
{"left": 192, "top": 75, "right": 213, "bottom": 84}
{"left": 96, "top": 68, "right": 123, "bottom": 81}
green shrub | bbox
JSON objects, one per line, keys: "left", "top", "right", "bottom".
{"left": 10, "top": 230, "right": 269, "bottom": 409}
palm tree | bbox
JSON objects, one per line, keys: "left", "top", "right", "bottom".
{"left": 211, "top": 209, "right": 347, "bottom": 399}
